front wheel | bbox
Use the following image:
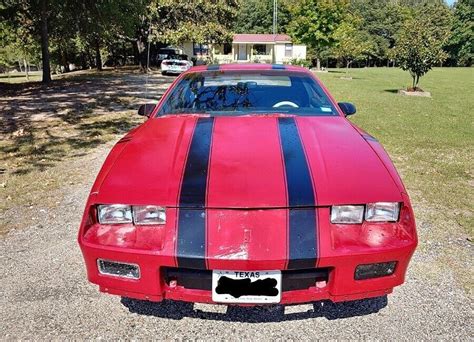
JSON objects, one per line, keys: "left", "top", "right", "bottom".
{"left": 161, "top": 71, "right": 167, "bottom": 76}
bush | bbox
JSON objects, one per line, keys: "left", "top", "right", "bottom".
{"left": 285, "top": 58, "right": 311, "bottom": 68}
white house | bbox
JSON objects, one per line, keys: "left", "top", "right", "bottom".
{"left": 179, "top": 34, "right": 306, "bottom": 64}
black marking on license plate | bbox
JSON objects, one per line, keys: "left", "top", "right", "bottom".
{"left": 215, "top": 276, "right": 279, "bottom": 298}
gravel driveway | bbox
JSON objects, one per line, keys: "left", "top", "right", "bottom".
{"left": 1, "top": 72, "right": 472, "bottom": 340}
{"left": 1, "top": 138, "right": 472, "bottom": 340}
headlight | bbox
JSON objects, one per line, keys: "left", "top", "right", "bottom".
{"left": 331, "top": 205, "right": 364, "bottom": 224}
{"left": 97, "top": 204, "right": 132, "bottom": 224}
{"left": 133, "top": 205, "right": 166, "bottom": 225}
{"left": 365, "top": 202, "right": 400, "bottom": 222}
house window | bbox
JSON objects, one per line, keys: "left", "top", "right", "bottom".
{"left": 193, "top": 43, "right": 209, "bottom": 56}
{"left": 254, "top": 44, "right": 267, "bottom": 55}
{"left": 215, "top": 43, "right": 232, "bottom": 55}
{"left": 223, "top": 43, "right": 232, "bottom": 55}
{"left": 285, "top": 43, "right": 293, "bottom": 58}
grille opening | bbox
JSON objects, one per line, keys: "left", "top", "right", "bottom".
{"left": 281, "top": 268, "right": 329, "bottom": 291}
{"left": 164, "top": 268, "right": 211, "bottom": 290}
{"left": 162, "top": 267, "right": 330, "bottom": 292}
{"left": 97, "top": 259, "right": 140, "bottom": 279}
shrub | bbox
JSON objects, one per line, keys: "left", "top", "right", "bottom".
{"left": 285, "top": 58, "right": 311, "bottom": 68}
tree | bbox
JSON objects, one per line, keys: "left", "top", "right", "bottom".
{"left": 394, "top": 12, "right": 451, "bottom": 90}
{"left": 1, "top": 0, "right": 52, "bottom": 82}
{"left": 0, "top": 3, "right": 41, "bottom": 78}
{"left": 1, "top": 0, "right": 239, "bottom": 77}
{"left": 446, "top": 0, "right": 473, "bottom": 66}
{"left": 233, "top": 0, "right": 291, "bottom": 34}
{"left": 350, "top": 0, "right": 412, "bottom": 66}
{"left": 72, "top": 0, "right": 147, "bottom": 71}
{"left": 39, "top": 0, "right": 51, "bottom": 82}
{"left": 148, "top": 0, "right": 239, "bottom": 45}
{"left": 331, "top": 17, "right": 373, "bottom": 74}
{"left": 287, "top": 0, "right": 349, "bottom": 69}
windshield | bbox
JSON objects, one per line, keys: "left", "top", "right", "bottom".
{"left": 157, "top": 70, "right": 338, "bottom": 116}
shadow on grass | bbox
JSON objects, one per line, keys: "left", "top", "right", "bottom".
{"left": 1, "top": 68, "right": 169, "bottom": 134}
{"left": 121, "top": 296, "right": 388, "bottom": 322}
{"left": 384, "top": 89, "right": 400, "bottom": 94}
{"left": 1, "top": 116, "right": 139, "bottom": 175}
{"left": 0, "top": 68, "right": 171, "bottom": 175}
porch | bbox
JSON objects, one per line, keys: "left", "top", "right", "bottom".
{"left": 213, "top": 43, "right": 274, "bottom": 64}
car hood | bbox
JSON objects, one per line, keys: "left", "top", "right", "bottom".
{"left": 96, "top": 116, "right": 402, "bottom": 207}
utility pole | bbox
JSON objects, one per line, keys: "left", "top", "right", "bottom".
{"left": 273, "top": 0, "right": 278, "bottom": 34}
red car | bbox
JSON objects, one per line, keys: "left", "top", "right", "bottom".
{"left": 78, "top": 64, "right": 417, "bottom": 305}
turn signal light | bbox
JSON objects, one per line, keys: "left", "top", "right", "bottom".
{"left": 354, "top": 261, "right": 397, "bottom": 280}
{"left": 97, "top": 259, "right": 140, "bottom": 279}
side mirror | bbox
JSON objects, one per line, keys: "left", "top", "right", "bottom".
{"left": 138, "top": 103, "right": 156, "bottom": 117}
{"left": 338, "top": 102, "right": 356, "bottom": 116}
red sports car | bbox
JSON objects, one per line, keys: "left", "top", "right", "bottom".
{"left": 78, "top": 64, "right": 417, "bottom": 305}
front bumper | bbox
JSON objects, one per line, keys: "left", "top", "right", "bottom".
{"left": 80, "top": 242, "right": 413, "bottom": 304}
{"left": 79, "top": 203, "right": 417, "bottom": 305}
{"left": 162, "top": 66, "right": 190, "bottom": 74}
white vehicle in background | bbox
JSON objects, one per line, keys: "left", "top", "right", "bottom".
{"left": 161, "top": 54, "right": 193, "bottom": 75}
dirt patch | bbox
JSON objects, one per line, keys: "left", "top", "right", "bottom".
{"left": 398, "top": 89, "right": 432, "bottom": 97}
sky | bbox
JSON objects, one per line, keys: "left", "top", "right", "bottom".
{"left": 445, "top": 0, "right": 455, "bottom": 5}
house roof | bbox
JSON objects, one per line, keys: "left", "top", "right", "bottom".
{"left": 233, "top": 34, "right": 292, "bottom": 44}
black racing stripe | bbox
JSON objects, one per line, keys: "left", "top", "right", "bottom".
{"left": 287, "top": 209, "right": 317, "bottom": 269}
{"left": 278, "top": 117, "right": 315, "bottom": 206}
{"left": 177, "top": 209, "right": 207, "bottom": 269}
{"left": 179, "top": 117, "right": 214, "bottom": 207}
{"left": 177, "top": 117, "right": 214, "bottom": 269}
{"left": 278, "top": 117, "right": 318, "bottom": 269}
{"left": 207, "top": 64, "right": 220, "bottom": 71}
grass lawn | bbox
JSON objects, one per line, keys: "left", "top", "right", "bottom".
{"left": 317, "top": 67, "right": 473, "bottom": 237}
{"left": 0, "top": 71, "right": 43, "bottom": 83}
{"left": 317, "top": 67, "right": 473, "bottom": 291}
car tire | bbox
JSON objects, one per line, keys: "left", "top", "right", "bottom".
{"left": 161, "top": 71, "right": 167, "bottom": 76}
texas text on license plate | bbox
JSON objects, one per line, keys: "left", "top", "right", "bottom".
{"left": 212, "top": 270, "right": 282, "bottom": 304}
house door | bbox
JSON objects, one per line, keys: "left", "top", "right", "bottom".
{"left": 238, "top": 44, "right": 247, "bottom": 60}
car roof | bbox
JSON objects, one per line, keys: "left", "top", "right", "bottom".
{"left": 186, "top": 63, "right": 311, "bottom": 74}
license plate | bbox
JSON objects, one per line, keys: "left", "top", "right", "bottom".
{"left": 212, "top": 270, "right": 282, "bottom": 303}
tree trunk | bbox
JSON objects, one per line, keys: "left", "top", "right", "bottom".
{"left": 137, "top": 38, "right": 147, "bottom": 73}
{"left": 87, "top": 49, "right": 94, "bottom": 69}
{"left": 40, "top": 0, "right": 51, "bottom": 83}
{"left": 95, "top": 39, "right": 102, "bottom": 71}
{"left": 80, "top": 53, "right": 87, "bottom": 70}
{"left": 61, "top": 49, "right": 70, "bottom": 72}
{"left": 24, "top": 59, "right": 29, "bottom": 80}
{"left": 316, "top": 58, "right": 321, "bottom": 70}
{"left": 122, "top": 43, "right": 126, "bottom": 66}
{"left": 415, "top": 74, "right": 420, "bottom": 89}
